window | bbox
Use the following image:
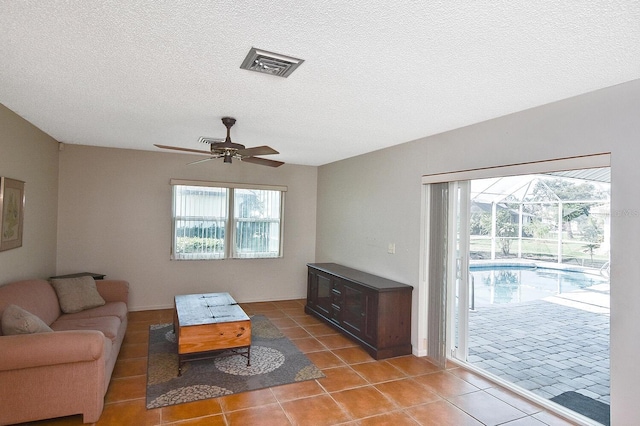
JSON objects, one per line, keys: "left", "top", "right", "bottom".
{"left": 173, "top": 185, "right": 228, "bottom": 260}
{"left": 171, "top": 180, "right": 286, "bottom": 260}
{"left": 233, "top": 188, "right": 282, "bottom": 258}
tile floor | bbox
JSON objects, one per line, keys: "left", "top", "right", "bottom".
{"left": 26, "top": 299, "right": 579, "bottom": 425}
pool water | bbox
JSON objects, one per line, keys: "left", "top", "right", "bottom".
{"left": 469, "top": 266, "right": 609, "bottom": 306}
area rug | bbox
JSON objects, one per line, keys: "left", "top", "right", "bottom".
{"left": 550, "top": 391, "right": 610, "bottom": 426}
{"left": 146, "top": 315, "right": 325, "bottom": 409}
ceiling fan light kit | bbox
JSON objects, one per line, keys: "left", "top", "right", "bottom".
{"left": 154, "top": 117, "right": 284, "bottom": 167}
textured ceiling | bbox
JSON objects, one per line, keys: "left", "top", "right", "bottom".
{"left": 1, "top": 1, "right": 639, "bottom": 166}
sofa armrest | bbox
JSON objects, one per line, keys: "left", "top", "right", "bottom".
{"left": 0, "top": 330, "right": 105, "bottom": 371}
{"left": 96, "top": 279, "right": 129, "bottom": 304}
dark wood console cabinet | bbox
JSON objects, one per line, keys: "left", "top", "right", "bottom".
{"left": 305, "top": 263, "right": 413, "bottom": 359}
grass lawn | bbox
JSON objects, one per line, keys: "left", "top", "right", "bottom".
{"left": 470, "top": 237, "right": 609, "bottom": 267}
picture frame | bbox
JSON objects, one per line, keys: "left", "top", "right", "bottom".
{"left": 0, "top": 177, "right": 25, "bottom": 252}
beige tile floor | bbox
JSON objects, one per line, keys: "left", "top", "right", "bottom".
{"left": 25, "top": 299, "right": 578, "bottom": 425}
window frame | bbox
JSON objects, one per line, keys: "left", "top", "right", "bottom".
{"left": 171, "top": 185, "right": 229, "bottom": 260}
{"left": 170, "top": 179, "right": 286, "bottom": 260}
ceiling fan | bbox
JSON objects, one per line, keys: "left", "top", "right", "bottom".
{"left": 154, "top": 117, "right": 284, "bottom": 167}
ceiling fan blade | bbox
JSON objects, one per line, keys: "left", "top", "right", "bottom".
{"left": 154, "top": 144, "right": 211, "bottom": 155}
{"left": 241, "top": 156, "right": 285, "bottom": 167}
{"left": 237, "top": 146, "right": 279, "bottom": 156}
{"left": 187, "top": 157, "right": 217, "bottom": 165}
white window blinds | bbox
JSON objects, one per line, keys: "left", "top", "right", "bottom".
{"left": 170, "top": 180, "right": 286, "bottom": 260}
{"left": 172, "top": 185, "right": 228, "bottom": 260}
{"left": 233, "top": 188, "right": 282, "bottom": 258}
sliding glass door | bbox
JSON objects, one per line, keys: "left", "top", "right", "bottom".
{"left": 448, "top": 181, "right": 471, "bottom": 362}
{"left": 422, "top": 159, "right": 611, "bottom": 424}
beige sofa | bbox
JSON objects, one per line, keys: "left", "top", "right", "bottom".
{"left": 0, "top": 278, "right": 129, "bottom": 425}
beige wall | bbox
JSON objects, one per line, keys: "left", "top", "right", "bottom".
{"left": 56, "top": 145, "right": 317, "bottom": 310}
{"left": 0, "top": 104, "right": 59, "bottom": 283}
{"left": 316, "top": 79, "right": 640, "bottom": 423}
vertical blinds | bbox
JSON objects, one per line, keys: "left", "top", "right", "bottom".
{"left": 427, "top": 182, "right": 449, "bottom": 367}
{"left": 233, "top": 188, "right": 282, "bottom": 258}
{"left": 172, "top": 185, "right": 228, "bottom": 260}
{"left": 170, "top": 180, "right": 286, "bottom": 260}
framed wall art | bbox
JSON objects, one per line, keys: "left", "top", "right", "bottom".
{"left": 0, "top": 177, "right": 25, "bottom": 252}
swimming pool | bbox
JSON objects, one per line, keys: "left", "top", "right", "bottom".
{"left": 469, "top": 264, "right": 609, "bottom": 306}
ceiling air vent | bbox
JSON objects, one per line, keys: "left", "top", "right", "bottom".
{"left": 240, "top": 47, "right": 304, "bottom": 78}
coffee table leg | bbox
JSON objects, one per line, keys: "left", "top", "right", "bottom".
{"left": 178, "top": 356, "right": 183, "bottom": 377}
{"left": 247, "top": 346, "right": 251, "bottom": 366}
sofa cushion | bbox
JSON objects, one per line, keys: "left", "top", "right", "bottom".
{"left": 58, "top": 301, "right": 128, "bottom": 322}
{"left": 51, "top": 316, "right": 121, "bottom": 341}
{"left": 2, "top": 305, "right": 54, "bottom": 335}
{"left": 50, "top": 276, "right": 106, "bottom": 314}
{"left": 0, "top": 280, "right": 61, "bottom": 334}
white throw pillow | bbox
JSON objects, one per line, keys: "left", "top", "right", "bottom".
{"left": 2, "top": 304, "right": 53, "bottom": 335}
{"left": 50, "top": 276, "right": 106, "bottom": 314}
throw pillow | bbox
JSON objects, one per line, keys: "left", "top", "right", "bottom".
{"left": 50, "top": 276, "right": 106, "bottom": 314}
{"left": 2, "top": 304, "right": 53, "bottom": 335}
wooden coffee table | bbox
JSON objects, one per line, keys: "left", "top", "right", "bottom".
{"left": 173, "top": 292, "right": 251, "bottom": 376}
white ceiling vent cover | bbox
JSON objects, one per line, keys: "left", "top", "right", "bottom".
{"left": 240, "top": 47, "right": 304, "bottom": 78}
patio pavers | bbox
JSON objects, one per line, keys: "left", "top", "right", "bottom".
{"left": 468, "top": 290, "right": 610, "bottom": 405}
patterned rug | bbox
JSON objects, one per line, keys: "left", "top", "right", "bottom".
{"left": 146, "top": 315, "right": 325, "bottom": 409}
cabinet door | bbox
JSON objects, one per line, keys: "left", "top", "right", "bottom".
{"left": 362, "top": 290, "right": 378, "bottom": 344}
{"left": 342, "top": 282, "right": 378, "bottom": 344}
{"left": 341, "top": 282, "right": 366, "bottom": 337}
{"left": 315, "top": 272, "right": 333, "bottom": 317}
{"left": 307, "top": 269, "right": 318, "bottom": 306}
